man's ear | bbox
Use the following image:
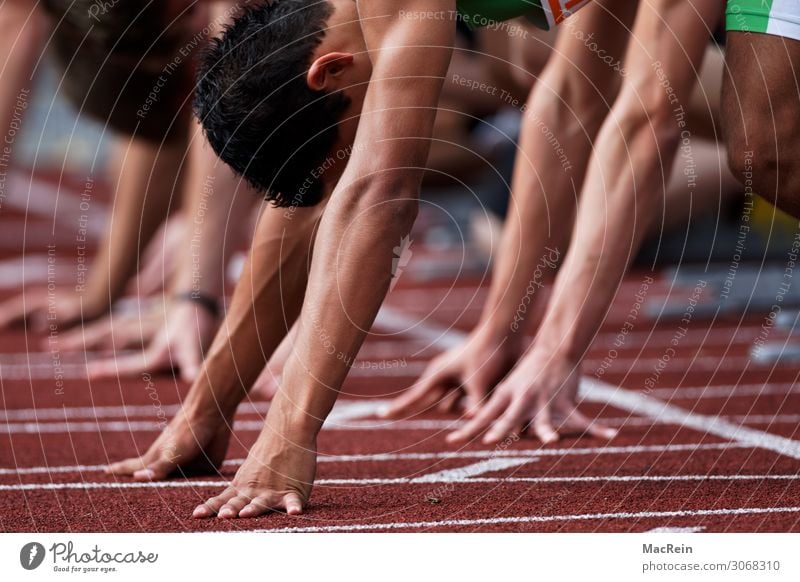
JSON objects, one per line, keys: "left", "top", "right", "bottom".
{"left": 307, "top": 52, "right": 355, "bottom": 91}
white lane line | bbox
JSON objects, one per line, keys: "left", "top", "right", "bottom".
{"left": 602, "top": 413, "right": 800, "bottom": 427}
{"left": 372, "top": 306, "right": 800, "bottom": 461}
{"left": 647, "top": 526, "right": 706, "bottom": 533}
{"left": 0, "top": 442, "right": 748, "bottom": 476}
{"left": 0, "top": 417, "right": 460, "bottom": 434}
{"left": 648, "top": 383, "right": 797, "bottom": 400}
{"left": 319, "top": 474, "right": 800, "bottom": 485}
{"left": 0, "top": 355, "right": 766, "bottom": 380}
{"left": 14, "top": 412, "right": 799, "bottom": 434}
{"left": 1, "top": 403, "right": 238, "bottom": 423}
{"left": 411, "top": 458, "right": 535, "bottom": 483}
{"left": 374, "top": 306, "right": 467, "bottom": 349}
{"left": 594, "top": 356, "right": 760, "bottom": 374}
{"left": 3, "top": 473, "right": 798, "bottom": 492}
{"left": 0, "top": 481, "right": 227, "bottom": 491}
{"left": 0, "top": 362, "right": 430, "bottom": 381}
{"left": 0, "top": 399, "right": 387, "bottom": 424}
{"left": 582, "top": 379, "right": 800, "bottom": 460}
{"left": 0, "top": 256, "right": 56, "bottom": 288}
{"left": 4, "top": 381, "right": 796, "bottom": 423}
{"left": 325, "top": 400, "right": 390, "bottom": 424}
{"left": 255, "top": 506, "right": 800, "bottom": 533}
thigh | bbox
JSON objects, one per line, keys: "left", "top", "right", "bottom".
{"left": 622, "top": 0, "right": 726, "bottom": 105}
{"left": 545, "top": 0, "right": 639, "bottom": 98}
{"left": 723, "top": 31, "right": 800, "bottom": 146}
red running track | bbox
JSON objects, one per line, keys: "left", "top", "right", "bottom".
{"left": 1, "top": 175, "right": 800, "bottom": 532}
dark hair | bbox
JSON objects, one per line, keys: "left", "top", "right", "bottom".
{"left": 194, "top": 0, "right": 350, "bottom": 207}
{"left": 42, "top": 0, "right": 194, "bottom": 142}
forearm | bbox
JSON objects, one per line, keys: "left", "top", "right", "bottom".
{"left": 84, "top": 138, "right": 186, "bottom": 311}
{"left": 0, "top": 2, "right": 45, "bottom": 137}
{"left": 184, "top": 201, "right": 324, "bottom": 419}
{"left": 478, "top": 0, "right": 636, "bottom": 345}
{"left": 532, "top": 0, "right": 721, "bottom": 362}
{"left": 275, "top": 189, "right": 418, "bottom": 436}
{"left": 539, "top": 115, "right": 679, "bottom": 361}
{"left": 270, "top": 0, "right": 455, "bottom": 436}
{"left": 170, "top": 130, "right": 256, "bottom": 299}
{"left": 478, "top": 87, "right": 600, "bottom": 346}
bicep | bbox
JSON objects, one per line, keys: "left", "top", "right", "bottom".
{"left": 347, "top": 1, "right": 456, "bottom": 184}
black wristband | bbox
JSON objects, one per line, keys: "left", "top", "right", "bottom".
{"left": 173, "top": 291, "right": 221, "bottom": 319}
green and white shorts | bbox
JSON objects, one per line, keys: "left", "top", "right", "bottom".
{"left": 726, "top": 0, "right": 800, "bottom": 41}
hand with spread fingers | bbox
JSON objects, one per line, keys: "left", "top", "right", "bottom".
{"left": 446, "top": 348, "right": 617, "bottom": 445}
{"left": 58, "top": 302, "right": 165, "bottom": 353}
{"left": 86, "top": 298, "right": 220, "bottom": 383}
{"left": 192, "top": 392, "right": 317, "bottom": 519}
{"left": 105, "top": 405, "right": 232, "bottom": 482}
{"left": 381, "top": 330, "right": 520, "bottom": 419}
{"left": 0, "top": 288, "right": 105, "bottom": 332}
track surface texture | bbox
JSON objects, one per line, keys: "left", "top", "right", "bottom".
{"left": 1, "top": 175, "right": 800, "bottom": 533}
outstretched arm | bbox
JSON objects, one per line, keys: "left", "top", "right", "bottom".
{"left": 385, "top": 0, "right": 638, "bottom": 419}
{"left": 83, "top": 123, "right": 257, "bottom": 380}
{"left": 106, "top": 194, "right": 325, "bottom": 480}
{"left": 270, "top": 0, "right": 456, "bottom": 443}
{"left": 452, "top": 0, "right": 726, "bottom": 445}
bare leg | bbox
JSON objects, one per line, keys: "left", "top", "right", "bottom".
{"left": 723, "top": 32, "right": 800, "bottom": 217}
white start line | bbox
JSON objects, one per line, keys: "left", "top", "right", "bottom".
{"left": 0, "top": 441, "right": 752, "bottom": 476}
{"left": 252, "top": 506, "right": 800, "bottom": 533}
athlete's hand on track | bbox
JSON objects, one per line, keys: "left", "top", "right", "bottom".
{"left": 192, "top": 436, "right": 314, "bottom": 519}
{"left": 86, "top": 299, "right": 219, "bottom": 382}
{"left": 381, "top": 331, "right": 520, "bottom": 419}
{"left": 106, "top": 405, "right": 232, "bottom": 481}
{"left": 447, "top": 348, "right": 618, "bottom": 445}
{"left": 0, "top": 288, "right": 104, "bottom": 331}
{"left": 193, "top": 398, "right": 316, "bottom": 519}
{"left": 58, "top": 302, "right": 164, "bottom": 352}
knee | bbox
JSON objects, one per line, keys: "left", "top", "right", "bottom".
{"left": 724, "top": 133, "right": 759, "bottom": 187}
{"left": 726, "top": 123, "right": 800, "bottom": 216}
